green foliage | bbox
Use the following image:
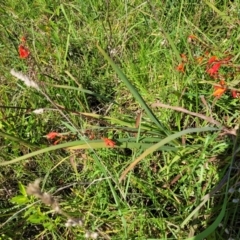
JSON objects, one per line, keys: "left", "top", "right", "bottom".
{"left": 0, "top": 0, "right": 240, "bottom": 239}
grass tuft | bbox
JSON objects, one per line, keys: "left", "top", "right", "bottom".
{"left": 0, "top": 1, "right": 240, "bottom": 239}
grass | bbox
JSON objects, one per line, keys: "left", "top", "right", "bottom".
{"left": 0, "top": 0, "right": 240, "bottom": 239}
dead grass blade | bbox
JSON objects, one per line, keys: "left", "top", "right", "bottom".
{"left": 151, "top": 101, "right": 237, "bottom": 136}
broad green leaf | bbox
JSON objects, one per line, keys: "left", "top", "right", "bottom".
{"left": 18, "top": 182, "right": 27, "bottom": 196}
{"left": 11, "top": 195, "right": 29, "bottom": 205}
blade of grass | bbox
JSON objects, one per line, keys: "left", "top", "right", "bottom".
{"left": 0, "top": 139, "right": 177, "bottom": 166}
{"left": 182, "top": 135, "right": 240, "bottom": 239}
{"left": 91, "top": 153, "right": 128, "bottom": 238}
{"left": 0, "top": 130, "right": 37, "bottom": 148}
{"left": 204, "top": 0, "right": 232, "bottom": 23}
{"left": 147, "top": 194, "right": 227, "bottom": 240}
{"left": 181, "top": 196, "right": 227, "bottom": 240}
{"left": 78, "top": 112, "right": 164, "bottom": 134}
{"left": 97, "top": 45, "right": 169, "bottom": 135}
{"left": 186, "top": 199, "right": 227, "bottom": 240}
{"left": 119, "top": 126, "right": 218, "bottom": 182}
{"left": 147, "top": 0, "right": 182, "bottom": 63}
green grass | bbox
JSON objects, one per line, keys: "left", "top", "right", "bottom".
{"left": 0, "top": 0, "right": 240, "bottom": 239}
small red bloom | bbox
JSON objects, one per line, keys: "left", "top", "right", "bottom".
{"left": 219, "top": 79, "right": 225, "bottom": 85}
{"left": 46, "top": 132, "right": 59, "bottom": 140}
{"left": 180, "top": 54, "right": 187, "bottom": 62}
{"left": 188, "top": 35, "right": 196, "bottom": 39}
{"left": 231, "top": 90, "right": 240, "bottom": 99}
{"left": 102, "top": 137, "right": 116, "bottom": 147}
{"left": 18, "top": 45, "right": 30, "bottom": 59}
{"left": 176, "top": 63, "right": 184, "bottom": 73}
{"left": 187, "top": 35, "right": 197, "bottom": 43}
{"left": 207, "top": 62, "right": 221, "bottom": 77}
{"left": 213, "top": 80, "right": 227, "bottom": 98}
{"left": 208, "top": 56, "right": 218, "bottom": 64}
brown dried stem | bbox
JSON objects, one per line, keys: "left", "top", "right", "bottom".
{"left": 151, "top": 101, "right": 236, "bottom": 136}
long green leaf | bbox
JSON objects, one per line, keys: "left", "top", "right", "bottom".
{"left": 0, "top": 139, "right": 177, "bottom": 166}
{"left": 147, "top": 1, "right": 182, "bottom": 63}
{"left": 185, "top": 198, "right": 227, "bottom": 240}
{"left": 119, "top": 127, "right": 218, "bottom": 182}
{"left": 97, "top": 45, "right": 168, "bottom": 135}
{"left": 183, "top": 136, "right": 239, "bottom": 239}
{"left": 0, "top": 130, "right": 37, "bottom": 148}
{"left": 204, "top": 0, "right": 232, "bottom": 23}
{"left": 47, "top": 83, "right": 118, "bottom": 104}
{"left": 146, "top": 197, "right": 227, "bottom": 240}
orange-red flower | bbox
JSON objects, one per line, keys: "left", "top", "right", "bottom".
{"left": 208, "top": 56, "right": 218, "bottom": 64}
{"left": 102, "top": 137, "right": 116, "bottom": 147}
{"left": 180, "top": 54, "right": 187, "bottom": 62}
{"left": 231, "top": 90, "right": 240, "bottom": 99}
{"left": 187, "top": 35, "right": 197, "bottom": 43}
{"left": 207, "top": 62, "right": 221, "bottom": 77}
{"left": 46, "top": 132, "right": 59, "bottom": 139}
{"left": 18, "top": 45, "right": 30, "bottom": 59}
{"left": 213, "top": 80, "right": 227, "bottom": 98}
{"left": 176, "top": 63, "right": 184, "bottom": 73}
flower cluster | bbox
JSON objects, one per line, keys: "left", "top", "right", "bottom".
{"left": 205, "top": 55, "right": 234, "bottom": 98}
{"left": 175, "top": 35, "right": 240, "bottom": 99}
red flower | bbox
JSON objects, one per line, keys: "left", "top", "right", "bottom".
{"left": 187, "top": 35, "right": 197, "bottom": 43}
{"left": 188, "top": 35, "right": 196, "bottom": 39}
{"left": 46, "top": 132, "right": 59, "bottom": 140}
{"left": 208, "top": 56, "right": 218, "bottom": 64}
{"left": 207, "top": 62, "right": 221, "bottom": 77}
{"left": 176, "top": 63, "right": 184, "bottom": 73}
{"left": 18, "top": 45, "right": 30, "bottom": 59}
{"left": 102, "top": 137, "right": 116, "bottom": 147}
{"left": 213, "top": 80, "right": 227, "bottom": 98}
{"left": 231, "top": 90, "right": 240, "bottom": 99}
{"left": 180, "top": 54, "right": 187, "bottom": 62}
